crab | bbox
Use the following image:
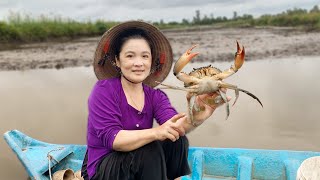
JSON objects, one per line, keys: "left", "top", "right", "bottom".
{"left": 157, "top": 41, "right": 263, "bottom": 123}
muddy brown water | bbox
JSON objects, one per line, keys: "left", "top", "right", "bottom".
{"left": 1, "top": 57, "right": 320, "bottom": 179}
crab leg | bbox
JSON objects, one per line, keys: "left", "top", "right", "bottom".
{"left": 188, "top": 94, "right": 196, "bottom": 123}
{"left": 196, "top": 90, "right": 231, "bottom": 120}
{"left": 217, "top": 81, "right": 240, "bottom": 106}
{"left": 156, "top": 81, "right": 200, "bottom": 124}
{"left": 155, "top": 81, "right": 190, "bottom": 92}
{"left": 156, "top": 81, "right": 202, "bottom": 95}
{"left": 219, "top": 81, "right": 263, "bottom": 107}
{"left": 219, "top": 89, "right": 230, "bottom": 120}
{"left": 238, "top": 88, "right": 263, "bottom": 107}
{"left": 215, "top": 41, "right": 245, "bottom": 80}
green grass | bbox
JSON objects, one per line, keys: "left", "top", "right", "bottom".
{"left": 0, "top": 13, "right": 118, "bottom": 43}
{"left": 253, "top": 11, "right": 320, "bottom": 29}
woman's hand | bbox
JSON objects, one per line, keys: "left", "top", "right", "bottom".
{"left": 153, "top": 113, "right": 187, "bottom": 142}
{"left": 190, "top": 89, "right": 231, "bottom": 125}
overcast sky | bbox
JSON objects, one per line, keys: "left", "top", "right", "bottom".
{"left": 0, "top": 0, "right": 319, "bottom": 22}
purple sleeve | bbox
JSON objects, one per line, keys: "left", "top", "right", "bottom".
{"left": 88, "top": 84, "right": 123, "bottom": 150}
{"left": 153, "top": 89, "right": 178, "bottom": 125}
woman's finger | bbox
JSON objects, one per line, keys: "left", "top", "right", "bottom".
{"left": 175, "top": 127, "right": 185, "bottom": 136}
{"left": 171, "top": 116, "right": 187, "bottom": 136}
{"left": 214, "top": 95, "right": 231, "bottom": 104}
{"left": 170, "top": 113, "right": 186, "bottom": 123}
{"left": 172, "top": 125, "right": 185, "bottom": 136}
{"left": 168, "top": 128, "right": 180, "bottom": 140}
{"left": 166, "top": 131, "right": 177, "bottom": 142}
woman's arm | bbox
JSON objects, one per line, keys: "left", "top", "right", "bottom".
{"left": 113, "top": 113, "right": 186, "bottom": 152}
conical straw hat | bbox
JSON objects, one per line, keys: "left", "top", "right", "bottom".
{"left": 93, "top": 21, "right": 173, "bottom": 87}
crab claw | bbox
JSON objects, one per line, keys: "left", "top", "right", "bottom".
{"left": 234, "top": 41, "right": 245, "bottom": 70}
{"left": 173, "top": 45, "right": 199, "bottom": 76}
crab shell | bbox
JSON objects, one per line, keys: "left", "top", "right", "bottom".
{"left": 186, "top": 65, "right": 222, "bottom": 86}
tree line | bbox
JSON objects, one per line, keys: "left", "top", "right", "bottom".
{"left": 154, "top": 5, "right": 320, "bottom": 29}
{"left": 0, "top": 5, "right": 319, "bottom": 43}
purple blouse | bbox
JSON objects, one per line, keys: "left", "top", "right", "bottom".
{"left": 86, "top": 77, "right": 178, "bottom": 178}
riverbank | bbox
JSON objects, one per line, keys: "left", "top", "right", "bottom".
{"left": 0, "top": 27, "right": 319, "bottom": 71}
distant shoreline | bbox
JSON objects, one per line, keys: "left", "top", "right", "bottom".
{"left": 0, "top": 27, "right": 320, "bottom": 71}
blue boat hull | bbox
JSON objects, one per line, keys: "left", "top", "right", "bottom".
{"left": 3, "top": 129, "right": 320, "bottom": 180}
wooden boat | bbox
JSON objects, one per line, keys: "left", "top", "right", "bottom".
{"left": 4, "top": 129, "right": 320, "bottom": 180}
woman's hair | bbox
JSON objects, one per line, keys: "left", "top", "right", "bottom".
{"left": 114, "top": 28, "right": 154, "bottom": 59}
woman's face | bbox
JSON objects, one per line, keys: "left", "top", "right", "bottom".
{"left": 116, "top": 38, "right": 152, "bottom": 84}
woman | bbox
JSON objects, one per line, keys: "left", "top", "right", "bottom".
{"left": 82, "top": 21, "right": 227, "bottom": 180}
